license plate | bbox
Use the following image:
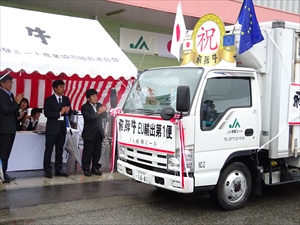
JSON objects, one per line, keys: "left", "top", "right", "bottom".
{"left": 135, "top": 170, "right": 149, "bottom": 184}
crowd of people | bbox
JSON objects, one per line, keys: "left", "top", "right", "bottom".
{"left": 16, "top": 97, "right": 42, "bottom": 131}
{"left": 0, "top": 73, "right": 107, "bottom": 183}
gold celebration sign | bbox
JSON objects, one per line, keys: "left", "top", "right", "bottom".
{"left": 181, "top": 14, "right": 236, "bottom": 66}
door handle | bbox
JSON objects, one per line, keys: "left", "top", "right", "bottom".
{"left": 245, "top": 128, "right": 253, "bottom": 136}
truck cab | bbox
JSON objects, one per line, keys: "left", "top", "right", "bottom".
{"left": 112, "top": 18, "right": 300, "bottom": 211}
{"left": 116, "top": 66, "right": 260, "bottom": 210}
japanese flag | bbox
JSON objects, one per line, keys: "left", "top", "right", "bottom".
{"left": 183, "top": 39, "right": 193, "bottom": 51}
{"left": 170, "top": 2, "right": 186, "bottom": 61}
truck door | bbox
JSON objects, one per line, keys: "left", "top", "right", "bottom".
{"left": 194, "top": 71, "right": 260, "bottom": 172}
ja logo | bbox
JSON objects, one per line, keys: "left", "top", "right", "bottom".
{"left": 229, "top": 118, "right": 241, "bottom": 128}
{"left": 130, "top": 36, "right": 149, "bottom": 50}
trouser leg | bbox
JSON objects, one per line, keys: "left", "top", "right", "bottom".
{"left": 0, "top": 134, "right": 15, "bottom": 174}
{"left": 82, "top": 139, "right": 94, "bottom": 170}
{"left": 44, "top": 134, "right": 56, "bottom": 174}
{"left": 54, "top": 126, "right": 66, "bottom": 172}
{"left": 92, "top": 134, "right": 103, "bottom": 169}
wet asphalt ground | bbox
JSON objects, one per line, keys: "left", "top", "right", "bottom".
{"left": 1, "top": 144, "right": 300, "bottom": 224}
{"left": 1, "top": 174, "right": 300, "bottom": 224}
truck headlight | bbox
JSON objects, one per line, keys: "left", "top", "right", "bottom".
{"left": 167, "top": 145, "right": 194, "bottom": 172}
{"left": 118, "top": 145, "right": 126, "bottom": 160}
{"left": 167, "top": 154, "right": 180, "bottom": 171}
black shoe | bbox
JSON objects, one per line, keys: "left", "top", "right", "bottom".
{"left": 92, "top": 164, "right": 102, "bottom": 169}
{"left": 44, "top": 173, "right": 53, "bottom": 178}
{"left": 83, "top": 170, "right": 91, "bottom": 177}
{"left": 2, "top": 178, "right": 11, "bottom": 183}
{"left": 91, "top": 167, "right": 102, "bottom": 176}
{"left": 55, "top": 171, "right": 69, "bottom": 177}
{"left": 5, "top": 174, "right": 16, "bottom": 181}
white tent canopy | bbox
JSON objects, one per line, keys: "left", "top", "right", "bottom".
{"left": 0, "top": 6, "right": 137, "bottom": 79}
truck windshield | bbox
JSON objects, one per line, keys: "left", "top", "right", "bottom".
{"left": 123, "top": 67, "right": 204, "bottom": 114}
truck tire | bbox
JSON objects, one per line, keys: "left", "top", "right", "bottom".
{"left": 211, "top": 162, "right": 252, "bottom": 210}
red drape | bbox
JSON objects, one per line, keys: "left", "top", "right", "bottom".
{"left": 0, "top": 70, "right": 135, "bottom": 110}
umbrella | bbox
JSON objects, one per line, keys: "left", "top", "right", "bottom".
{"left": 65, "top": 128, "right": 82, "bottom": 166}
{"left": 0, "top": 159, "right": 4, "bottom": 181}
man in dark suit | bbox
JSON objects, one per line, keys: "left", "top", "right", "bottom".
{"left": 0, "top": 74, "right": 23, "bottom": 183}
{"left": 81, "top": 89, "right": 107, "bottom": 176}
{"left": 43, "top": 80, "right": 71, "bottom": 178}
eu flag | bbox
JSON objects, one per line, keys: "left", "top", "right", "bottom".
{"left": 238, "top": 0, "right": 264, "bottom": 54}
{"left": 223, "top": 34, "right": 235, "bottom": 47}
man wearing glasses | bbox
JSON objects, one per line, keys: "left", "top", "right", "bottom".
{"left": 0, "top": 73, "right": 23, "bottom": 183}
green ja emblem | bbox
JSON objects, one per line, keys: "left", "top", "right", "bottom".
{"left": 229, "top": 118, "right": 241, "bottom": 128}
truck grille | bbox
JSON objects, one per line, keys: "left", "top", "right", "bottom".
{"left": 125, "top": 147, "right": 167, "bottom": 169}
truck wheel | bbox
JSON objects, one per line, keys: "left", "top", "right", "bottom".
{"left": 211, "top": 162, "right": 252, "bottom": 210}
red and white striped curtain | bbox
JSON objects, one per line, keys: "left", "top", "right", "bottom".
{"left": 0, "top": 70, "right": 135, "bottom": 110}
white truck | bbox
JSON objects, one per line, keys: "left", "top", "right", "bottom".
{"left": 110, "top": 19, "right": 300, "bottom": 210}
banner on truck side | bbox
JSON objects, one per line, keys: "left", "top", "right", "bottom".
{"left": 117, "top": 115, "right": 176, "bottom": 154}
{"left": 288, "top": 83, "right": 300, "bottom": 125}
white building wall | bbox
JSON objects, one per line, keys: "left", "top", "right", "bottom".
{"left": 252, "top": 0, "right": 300, "bottom": 15}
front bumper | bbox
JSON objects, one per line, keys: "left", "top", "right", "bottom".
{"left": 117, "top": 159, "right": 194, "bottom": 193}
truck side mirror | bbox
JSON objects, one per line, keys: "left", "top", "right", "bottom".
{"left": 110, "top": 88, "right": 117, "bottom": 108}
{"left": 160, "top": 106, "right": 175, "bottom": 120}
{"left": 176, "top": 86, "right": 190, "bottom": 112}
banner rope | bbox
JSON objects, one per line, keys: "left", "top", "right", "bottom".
{"left": 170, "top": 113, "right": 186, "bottom": 188}
{"left": 109, "top": 108, "right": 123, "bottom": 173}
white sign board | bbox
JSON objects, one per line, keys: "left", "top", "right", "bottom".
{"left": 120, "top": 28, "right": 174, "bottom": 58}
{"left": 117, "top": 114, "right": 176, "bottom": 154}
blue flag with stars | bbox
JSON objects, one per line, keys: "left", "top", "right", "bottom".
{"left": 238, "top": 0, "right": 264, "bottom": 54}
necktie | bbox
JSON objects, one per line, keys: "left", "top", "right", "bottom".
{"left": 58, "top": 97, "right": 62, "bottom": 106}
{"left": 9, "top": 92, "right": 13, "bottom": 102}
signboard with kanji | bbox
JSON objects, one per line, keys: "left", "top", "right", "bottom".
{"left": 117, "top": 115, "right": 176, "bottom": 154}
